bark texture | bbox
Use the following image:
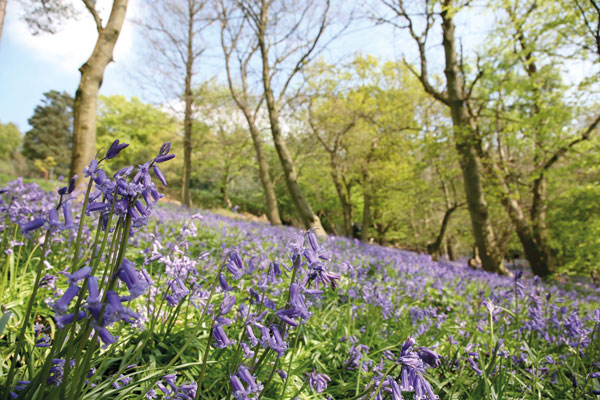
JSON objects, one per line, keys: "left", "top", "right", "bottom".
{"left": 256, "top": 0, "right": 325, "bottom": 234}
{"left": 427, "top": 203, "right": 458, "bottom": 258}
{"left": 219, "top": 3, "right": 282, "bottom": 225}
{"left": 70, "top": 0, "right": 129, "bottom": 182}
{"left": 0, "top": 0, "right": 7, "bottom": 43}
{"left": 181, "top": 0, "right": 195, "bottom": 208}
{"left": 440, "top": 4, "right": 508, "bottom": 274}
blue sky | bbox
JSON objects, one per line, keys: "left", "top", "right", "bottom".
{"left": 0, "top": 0, "right": 142, "bottom": 132}
{"left": 0, "top": 0, "right": 507, "bottom": 134}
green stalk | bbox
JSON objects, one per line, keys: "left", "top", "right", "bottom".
{"left": 194, "top": 314, "right": 218, "bottom": 400}
{"left": 71, "top": 177, "right": 94, "bottom": 273}
{"left": 280, "top": 325, "right": 302, "bottom": 397}
{"left": 135, "top": 256, "right": 228, "bottom": 400}
{"left": 368, "top": 362, "right": 401, "bottom": 400}
{"left": 5, "top": 231, "right": 51, "bottom": 398}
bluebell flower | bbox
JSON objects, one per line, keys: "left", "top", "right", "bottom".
{"left": 227, "top": 251, "right": 244, "bottom": 280}
{"left": 219, "top": 273, "right": 233, "bottom": 291}
{"left": 52, "top": 285, "right": 80, "bottom": 313}
{"left": 307, "top": 369, "right": 330, "bottom": 393}
{"left": 213, "top": 325, "right": 234, "bottom": 348}
{"left": 20, "top": 217, "right": 45, "bottom": 234}
{"left": 105, "top": 139, "right": 129, "bottom": 159}
{"left": 230, "top": 375, "right": 249, "bottom": 400}
{"left": 153, "top": 165, "right": 168, "bottom": 186}
{"left": 61, "top": 266, "right": 91, "bottom": 285}
{"left": 56, "top": 311, "right": 87, "bottom": 329}
{"left": 220, "top": 295, "right": 236, "bottom": 315}
{"left": 158, "top": 142, "right": 171, "bottom": 156}
{"left": 62, "top": 202, "right": 74, "bottom": 229}
{"left": 118, "top": 258, "right": 148, "bottom": 300}
{"left": 58, "top": 175, "right": 78, "bottom": 196}
{"left": 94, "top": 325, "right": 116, "bottom": 346}
{"left": 84, "top": 158, "right": 99, "bottom": 178}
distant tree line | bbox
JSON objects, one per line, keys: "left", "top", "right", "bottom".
{"left": 2, "top": 0, "right": 600, "bottom": 279}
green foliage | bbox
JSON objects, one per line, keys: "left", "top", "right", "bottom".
{"left": 549, "top": 184, "right": 600, "bottom": 276}
{"left": 22, "top": 90, "right": 73, "bottom": 178}
{"left": 96, "top": 95, "right": 181, "bottom": 196}
{"left": 97, "top": 95, "right": 179, "bottom": 170}
{"left": 0, "top": 122, "right": 23, "bottom": 175}
{"left": 0, "top": 122, "right": 22, "bottom": 155}
{"left": 190, "top": 82, "right": 262, "bottom": 211}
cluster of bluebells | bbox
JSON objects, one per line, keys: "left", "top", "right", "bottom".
{"left": 146, "top": 373, "right": 197, "bottom": 399}
{"left": 24, "top": 141, "right": 175, "bottom": 350}
{"left": 3, "top": 137, "right": 599, "bottom": 400}
{"left": 367, "top": 338, "right": 440, "bottom": 400}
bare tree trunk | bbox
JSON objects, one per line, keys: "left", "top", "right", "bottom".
{"left": 70, "top": 0, "right": 129, "bottom": 182}
{"left": 218, "top": 3, "right": 281, "bottom": 225}
{"left": 446, "top": 236, "right": 456, "bottom": 261}
{"left": 257, "top": 1, "right": 324, "bottom": 234}
{"left": 360, "top": 171, "right": 372, "bottom": 242}
{"left": 221, "top": 171, "right": 232, "bottom": 209}
{"left": 181, "top": 0, "right": 195, "bottom": 208}
{"left": 247, "top": 119, "right": 281, "bottom": 225}
{"left": 427, "top": 203, "right": 458, "bottom": 257}
{"left": 440, "top": 1, "right": 508, "bottom": 275}
{"left": 360, "top": 136, "right": 378, "bottom": 242}
{"left": 0, "top": 0, "right": 7, "bottom": 43}
{"left": 329, "top": 154, "right": 352, "bottom": 236}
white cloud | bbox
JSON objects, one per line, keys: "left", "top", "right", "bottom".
{"left": 6, "top": 0, "right": 139, "bottom": 73}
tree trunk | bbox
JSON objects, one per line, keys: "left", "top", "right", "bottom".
{"left": 360, "top": 168, "right": 372, "bottom": 242}
{"left": 440, "top": 1, "right": 508, "bottom": 275}
{"left": 247, "top": 120, "right": 281, "bottom": 225}
{"left": 0, "top": 0, "right": 7, "bottom": 43}
{"left": 427, "top": 203, "right": 457, "bottom": 257}
{"left": 257, "top": 4, "right": 324, "bottom": 235}
{"left": 221, "top": 175, "right": 232, "bottom": 209}
{"left": 330, "top": 153, "right": 352, "bottom": 236}
{"left": 446, "top": 236, "right": 456, "bottom": 261}
{"left": 70, "top": 0, "right": 129, "bottom": 182}
{"left": 181, "top": 0, "right": 195, "bottom": 208}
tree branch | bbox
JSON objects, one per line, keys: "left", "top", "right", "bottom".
{"left": 81, "top": 0, "right": 103, "bottom": 33}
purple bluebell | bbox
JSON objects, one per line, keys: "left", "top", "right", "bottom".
{"left": 52, "top": 285, "right": 80, "bottom": 313}
{"left": 84, "top": 158, "right": 99, "bottom": 178}
{"left": 60, "top": 202, "right": 74, "bottom": 230}
{"left": 219, "top": 273, "right": 233, "bottom": 291}
{"left": 153, "top": 165, "right": 168, "bottom": 186}
{"left": 58, "top": 175, "right": 78, "bottom": 196}
{"left": 237, "top": 365, "right": 263, "bottom": 393}
{"left": 105, "top": 290, "right": 141, "bottom": 325}
{"left": 213, "top": 325, "right": 234, "bottom": 348}
{"left": 20, "top": 217, "right": 45, "bottom": 234}
{"left": 61, "top": 266, "right": 92, "bottom": 285}
{"left": 118, "top": 258, "right": 148, "bottom": 300}
{"left": 269, "top": 326, "right": 287, "bottom": 356}
{"left": 158, "top": 142, "right": 171, "bottom": 156}
{"left": 307, "top": 369, "right": 330, "bottom": 393}
{"left": 230, "top": 375, "right": 249, "bottom": 400}
{"left": 154, "top": 154, "right": 176, "bottom": 164}
{"left": 86, "top": 202, "right": 108, "bottom": 214}
{"left": 220, "top": 295, "right": 236, "bottom": 315}
{"left": 56, "top": 311, "right": 87, "bottom": 328}
{"left": 94, "top": 326, "right": 116, "bottom": 346}
{"left": 227, "top": 251, "right": 244, "bottom": 280}
{"left": 105, "top": 139, "right": 129, "bottom": 159}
